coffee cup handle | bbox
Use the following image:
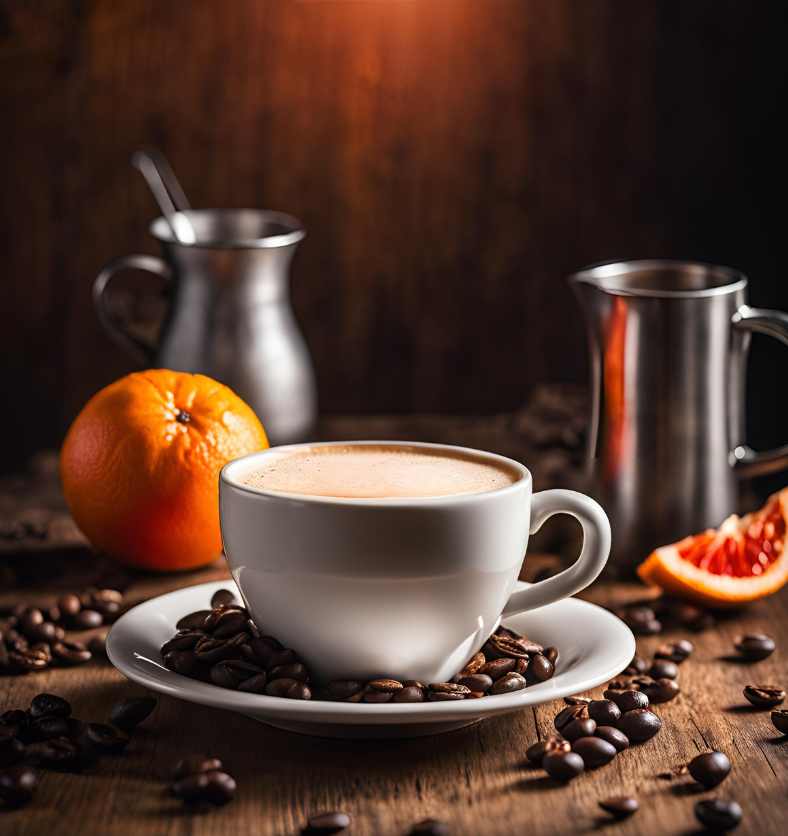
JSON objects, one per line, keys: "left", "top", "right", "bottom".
{"left": 501, "top": 489, "right": 611, "bottom": 617}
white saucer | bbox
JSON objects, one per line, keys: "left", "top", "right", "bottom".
{"left": 107, "top": 580, "right": 634, "bottom": 739}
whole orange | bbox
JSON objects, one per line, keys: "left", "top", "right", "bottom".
{"left": 60, "top": 369, "right": 268, "bottom": 571}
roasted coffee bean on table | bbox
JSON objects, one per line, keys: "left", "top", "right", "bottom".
{"left": 688, "top": 751, "right": 731, "bottom": 788}
{"left": 594, "top": 726, "right": 629, "bottom": 752}
{"left": 654, "top": 640, "right": 693, "bottom": 664}
{"left": 174, "top": 753, "right": 224, "bottom": 781}
{"left": 599, "top": 796, "right": 639, "bottom": 818}
{"left": 695, "top": 799, "right": 743, "bottom": 832}
{"left": 85, "top": 722, "right": 129, "bottom": 754}
{"left": 646, "top": 659, "right": 679, "bottom": 680}
{"left": 771, "top": 709, "right": 788, "bottom": 734}
{"left": 587, "top": 699, "right": 620, "bottom": 726}
{"left": 542, "top": 750, "right": 585, "bottom": 781}
{"left": 630, "top": 676, "right": 680, "bottom": 703}
{"left": 172, "top": 769, "right": 237, "bottom": 807}
{"left": 22, "top": 715, "right": 68, "bottom": 743}
{"left": 0, "top": 764, "right": 39, "bottom": 807}
{"left": 743, "top": 684, "right": 785, "bottom": 708}
{"left": 51, "top": 640, "right": 91, "bottom": 666}
{"left": 302, "top": 810, "right": 352, "bottom": 834}
{"left": 109, "top": 695, "right": 157, "bottom": 731}
{"left": 71, "top": 609, "right": 103, "bottom": 630}
{"left": 562, "top": 717, "right": 597, "bottom": 743}
{"left": 606, "top": 689, "right": 649, "bottom": 713}
{"left": 616, "top": 708, "right": 662, "bottom": 742}
{"left": 571, "top": 736, "right": 617, "bottom": 767}
{"left": 38, "top": 736, "right": 85, "bottom": 771}
{"left": 28, "top": 693, "right": 71, "bottom": 720}
{"left": 734, "top": 632, "right": 776, "bottom": 661}
{"left": 618, "top": 604, "right": 661, "bottom": 635}
{"left": 525, "top": 735, "right": 571, "bottom": 765}
{"left": 0, "top": 738, "right": 25, "bottom": 768}
{"left": 554, "top": 704, "right": 589, "bottom": 730}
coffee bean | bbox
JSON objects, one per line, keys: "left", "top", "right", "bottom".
{"left": 484, "top": 634, "right": 530, "bottom": 660}
{"left": 9, "top": 647, "right": 49, "bottom": 671}
{"left": 689, "top": 751, "right": 731, "bottom": 788}
{"left": 526, "top": 654, "right": 555, "bottom": 683}
{"left": 51, "top": 640, "right": 91, "bottom": 665}
{"left": 265, "top": 648, "right": 297, "bottom": 671}
{"left": 402, "top": 680, "right": 427, "bottom": 689}
{"left": 194, "top": 633, "right": 249, "bottom": 665}
{"left": 20, "top": 607, "right": 44, "bottom": 634}
{"left": 616, "top": 708, "right": 661, "bottom": 742}
{"left": 110, "top": 696, "right": 158, "bottom": 730}
{"left": 619, "top": 604, "right": 661, "bottom": 635}
{"left": 39, "top": 736, "right": 84, "bottom": 771}
{"left": 176, "top": 610, "right": 213, "bottom": 631}
{"left": 365, "top": 689, "right": 398, "bottom": 703}
{"left": 206, "top": 607, "right": 248, "bottom": 639}
{"left": 326, "top": 681, "right": 365, "bottom": 701}
{"left": 86, "top": 722, "right": 129, "bottom": 753}
{"left": 771, "top": 709, "right": 788, "bottom": 734}
{"left": 265, "top": 678, "right": 311, "bottom": 699}
{"left": 647, "top": 659, "right": 679, "bottom": 680}
{"left": 542, "top": 751, "right": 585, "bottom": 781}
{"left": 743, "top": 684, "right": 785, "bottom": 707}
{"left": 87, "top": 634, "right": 107, "bottom": 657}
{"left": 369, "top": 679, "right": 404, "bottom": 693}
{"left": 90, "top": 588, "right": 124, "bottom": 605}
{"left": 0, "top": 764, "right": 39, "bottom": 807}
{"left": 174, "top": 753, "right": 223, "bottom": 780}
{"left": 587, "top": 699, "right": 620, "bottom": 726}
{"left": 25, "top": 621, "right": 57, "bottom": 644}
{"left": 607, "top": 689, "right": 649, "bottom": 713}
{"left": 572, "top": 736, "right": 617, "bottom": 768}
{"left": 210, "top": 589, "right": 237, "bottom": 609}
{"left": 599, "top": 796, "right": 638, "bottom": 818}
{"left": 212, "top": 660, "right": 266, "bottom": 690}
{"left": 564, "top": 696, "right": 592, "bottom": 706}
{"left": 0, "top": 738, "right": 25, "bottom": 768}
{"left": 671, "top": 602, "right": 714, "bottom": 632}
{"left": 562, "top": 717, "right": 596, "bottom": 742}
{"left": 489, "top": 672, "right": 526, "bottom": 695}
{"left": 165, "top": 649, "right": 200, "bottom": 676}
{"left": 302, "top": 810, "right": 351, "bottom": 833}
{"left": 478, "top": 658, "right": 516, "bottom": 680}
{"left": 31, "top": 643, "right": 53, "bottom": 663}
{"left": 409, "top": 820, "right": 449, "bottom": 836}
{"left": 22, "top": 715, "right": 68, "bottom": 742}
{"left": 29, "top": 693, "right": 72, "bottom": 720}
{"left": 455, "top": 674, "right": 493, "bottom": 693}
{"left": 91, "top": 599, "right": 121, "bottom": 621}
{"left": 605, "top": 679, "right": 631, "bottom": 693}
{"left": 268, "top": 663, "right": 309, "bottom": 683}
{"left": 1, "top": 709, "right": 27, "bottom": 730}
{"left": 57, "top": 594, "right": 82, "bottom": 618}
{"left": 64, "top": 718, "right": 100, "bottom": 768}
{"left": 555, "top": 704, "right": 589, "bottom": 731}
{"left": 631, "top": 676, "right": 680, "bottom": 703}
{"left": 72, "top": 609, "right": 103, "bottom": 630}
{"left": 695, "top": 799, "right": 743, "bottom": 832}
{"left": 542, "top": 647, "right": 559, "bottom": 665}
{"left": 172, "top": 769, "right": 236, "bottom": 806}
{"left": 525, "top": 735, "right": 571, "bottom": 764}
{"left": 393, "top": 686, "right": 425, "bottom": 703}
{"left": 455, "top": 651, "right": 486, "bottom": 678}
{"left": 655, "top": 640, "right": 693, "bottom": 664}
{"left": 734, "top": 633, "right": 775, "bottom": 661}
{"left": 239, "top": 635, "right": 283, "bottom": 667}
{"left": 594, "top": 726, "right": 629, "bottom": 752}
{"left": 623, "top": 653, "right": 648, "bottom": 675}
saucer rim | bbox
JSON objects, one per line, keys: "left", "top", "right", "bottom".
{"left": 107, "top": 580, "right": 635, "bottom": 726}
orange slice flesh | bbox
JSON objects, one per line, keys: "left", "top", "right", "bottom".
{"left": 637, "top": 488, "right": 788, "bottom": 608}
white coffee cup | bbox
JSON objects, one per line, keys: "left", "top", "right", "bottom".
{"left": 219, "top": 441, "right": 610, "bottom": 685}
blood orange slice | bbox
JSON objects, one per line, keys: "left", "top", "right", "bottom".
{"left": 637, "top": 489, "right": 788, "bottom": 608}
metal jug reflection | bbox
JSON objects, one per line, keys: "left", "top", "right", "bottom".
{"left": 570, "top": 260, "right": 788, "bottom": 572}
{"left": 93, "top": 209, "right": 317, "bottom": 445}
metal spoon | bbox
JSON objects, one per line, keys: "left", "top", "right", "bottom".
{"left": 131, "top": 149, "right": 196, "bottom": 245}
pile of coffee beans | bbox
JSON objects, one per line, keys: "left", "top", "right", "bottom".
{"left": 0, "top": 587, "right": 126, "bottom": 676}
{"left": 0, "top": 691, "right": 156, "bottom": 809}
{"left": 601, "top": 639, "right": 690, "bottom": 704}
{"left": 172, "top": 753, "right": 236, "bottom": 811}
{"left": 163, "top": 590, "right": 558, "bottom": 703}
{"left": 617, "top": 598, "right": 714, "bottom": 635}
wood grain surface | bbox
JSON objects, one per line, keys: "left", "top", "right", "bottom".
{"left": 2, "top": 415, "right": 787, "bottom": 834}
{"left": 2, "top": 0, "right": 788, "bottom": 471}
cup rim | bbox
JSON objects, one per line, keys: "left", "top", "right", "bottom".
{"left": 568, "top": 259, "right": 748, "bottom": 299}
{"left": 220, "top": 440, "right": 531, "bottom": 506}
{"left": 149, "top": 208, "right": 306, "bottom": 250}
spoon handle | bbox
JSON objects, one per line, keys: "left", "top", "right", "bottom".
{"left": 132, "top": 149, "right": 196, "bottom": 245}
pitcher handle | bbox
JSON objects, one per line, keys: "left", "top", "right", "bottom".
{"left": 731, "top": 305, "right": 788, "bottom": 478}
{"left": 92, "top": 254, "right": 172, "bottom": 366}
{"left": 501, "top": 489, "right": 610, "bottom": 617}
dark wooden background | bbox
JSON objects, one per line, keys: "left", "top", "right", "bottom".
{"left": 1, "top": 0, "right": 787, "bottom": 472}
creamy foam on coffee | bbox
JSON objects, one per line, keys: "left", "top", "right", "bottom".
{"left": 237, "top": 444, "right": 521, "bottom": 498}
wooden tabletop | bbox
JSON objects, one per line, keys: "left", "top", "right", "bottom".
{"left": 2, "top": 414, "right": 786, "bottom": 835}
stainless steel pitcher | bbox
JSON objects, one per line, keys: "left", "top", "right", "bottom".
{"left": 93, "top": 209, "right": 317, "bottom": 445}
{"left": 570, "top": 259, "right": 788, "bottom": 572}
